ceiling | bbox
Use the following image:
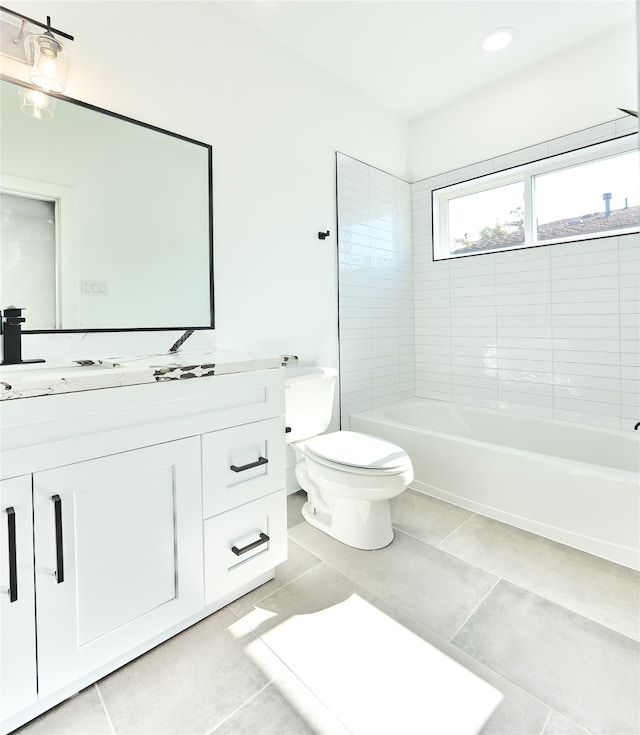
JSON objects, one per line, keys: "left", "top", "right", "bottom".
{"left": 220, "top": 0, "right": 637, "bottom": 121}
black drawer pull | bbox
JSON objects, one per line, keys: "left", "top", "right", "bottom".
{"left": 230, "top": 456, "right": 268, "bottom": 473}
{"left": 231, "top": 532, "right": 270, "bottom": 556}
{"left": 6, "top": 507, "right": 17, "bottom": 603}
{"left": 52, "top": 495, "right": 64, "bottom": 584}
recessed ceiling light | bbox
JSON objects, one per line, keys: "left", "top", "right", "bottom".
{"left": 482, "top": 28, "right": 515, "bottom": 52}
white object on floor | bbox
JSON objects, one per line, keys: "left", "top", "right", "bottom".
{"left": 252, "top": 594, "right": 503, "bottom": 734}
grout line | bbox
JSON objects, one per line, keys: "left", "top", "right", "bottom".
{"left": 446, "top": 576, "right": 502, "bottom": 643}
{"left": 94, "top": 682, "right": 117, "bottom": 735}
{"left": 203, "top": 681, "right": 273, "bottom": 735}
{"left": 434, "top": 511, "right": 478, "bottom": 549}
{"left": 538, "top": 708, "right": 552, "bottom": 735}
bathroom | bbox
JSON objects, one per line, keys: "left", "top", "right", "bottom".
{"left": 0, "top": 1, "right": 638, "bottom": 733}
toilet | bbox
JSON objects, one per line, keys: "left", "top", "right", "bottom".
{"left": 285, "top": 366, "right": 414, "bottom": 550}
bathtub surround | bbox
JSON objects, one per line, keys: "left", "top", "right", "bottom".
{"left": 338, "top": 120, "right": 640, "bottom": 431}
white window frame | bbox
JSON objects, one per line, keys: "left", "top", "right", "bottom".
{"left": 432, "top": 133, "right": 639, "bottom": 261}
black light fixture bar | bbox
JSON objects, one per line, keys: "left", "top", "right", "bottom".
{"left": 0, "top": 4, "right": 74, "bottom": 41}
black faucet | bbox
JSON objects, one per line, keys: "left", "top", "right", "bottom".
{"left": 1, "top": 307, "right": 45, "bottom": 366}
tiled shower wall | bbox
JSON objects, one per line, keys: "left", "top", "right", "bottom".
{"left": 336, "top": 153, "right": 414, "bottom": 428}
{"left": 337, "top": 118, "right": 639, "bottom": 431}
{"left": 412, "top": 119, "right": 639, "bottom": 430}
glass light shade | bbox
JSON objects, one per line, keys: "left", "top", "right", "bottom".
{"left": 24, "top": 32, "right": 70, "bottom": 93}
{"left": 18, "top": 87, "right": 57, "bottom": 120}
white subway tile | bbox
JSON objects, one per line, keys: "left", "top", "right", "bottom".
{"left": 493, "top": 142, "right": 550, "bottom": 171}
{"left": 554, "top": 385, "right": 621, "bottom": 406}
{"left": 547, "top": 121, "right": 617, "bottom": 154}
{"left": 621, "top": 391, "right": 640, "bottom": 409}
{"left": 554, "top": 409, "right": 622, "bottom": 430}
{"left": 554, "top": 361, "right": 620, "bottom": 379}
{"left": 416, "top": 386, "right": 452, "bottom": 402}
{"left": 497, "top": 401, "right": 554, "bottom": 419}
{"left": 551, "top": 262, "right": 619, "bottom": 281}
{"left": 451, "top": 393, "right": 499, "bottom": 409}
{"left": 554, "top": 396, "right": 620, "bottom": 417}
{"left": 495, "top": 356, "right": 553, "bottom": 372}
{"left": 550, "top": 249, "right": 618, "bottom": 270}
{"left": 552, "top": 326, "right": 619, "bottom": 340}
{"left": 619, "top": 232, "right": 639, "bottom": 249}
{"left": 497, "top": 369, "right": 553, "bottom": 385}
{"left": 615, "top": 116, "right": 638, "bottom": 135}
{"left": 446, "top": 159, "right": 494, "bottom": 185}
{"left": 549, "top": 238, "right": 619, "bottom": 258}
{"left": 551, "top": 287, "right": 619, "bottom": 303}
{"left": 552, "top": 338, "right": 620, "bottom": 353}
{"left": 496, "top": 280, "right": 551, "bottom": 295}
{"left": 551, "top": 300, "right": 621, "bottom": 315}
{"left": 554, "top": 349, "right": 620, "bottom": 366}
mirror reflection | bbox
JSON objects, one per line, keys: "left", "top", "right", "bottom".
{"left": 0, "top": 77, "right": 213, "bottom": 332}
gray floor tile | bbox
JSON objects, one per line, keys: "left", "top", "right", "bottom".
{"left": 453, "top": 580, "right": 640, "bottom": 735}
{"left": 211, "top": 683, "right": 315, "bottom": 734}
{"left": 440, "top": 514, "right": 640, "bottom": 641}
{"left": 390, "top": 489, "right": 474, "bottom": 544}
{"left": 211, "top": 671, "right": 352, "bottom": 735}
{"left": 97, "top": 607, "right": 281, "bottom": 734}
{"left": 11, "top": 686, "right": 111, "bottom": 735}
{"left": 229, "top": 539, "right": 322, "bottom": 617}
{"left": 542, "top": 711, "right": 590, "bottom": 735}
{"left": 239, "top": 562, "right": 550, "bottom": 735}
{"left": 286, "top": 490, "right": 306, "bottom": 529}
{"left": 289, "top": 521, "right": 499, "bottom": 640}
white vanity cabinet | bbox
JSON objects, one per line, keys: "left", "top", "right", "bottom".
{"left": 0, "top": 367, "right": 287, "bottom": 734}
{"left": 0, "top": 475, "right": 38, "bottom": 721}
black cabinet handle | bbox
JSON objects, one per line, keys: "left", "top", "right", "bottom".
{"left": 231, "top": 532, "right": 270, "bottom": 556}
{"left": 230, "top": 456, "right": 268, "bottom": 473}
{"left": 52, "top": 495, "right": 64, "bottom": 584}
{"left": 6, "top": 507, "right": 17, "bottom": 603}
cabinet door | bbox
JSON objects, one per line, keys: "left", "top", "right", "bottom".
{"left": 33, "top": 438, "right": 204, "bottom": 697}
{"left": 0, "top": 475, "right": 37, "bottom": 721}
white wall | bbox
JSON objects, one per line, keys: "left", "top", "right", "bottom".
{"left": 408, "top": 24, "right": 638, "bottom": 180}
{"left": 5, "top": 1, "right": 408, "bottom": 368}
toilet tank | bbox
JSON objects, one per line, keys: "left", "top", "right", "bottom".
{"left": 284, "top": 366, "right": 337, "bottom": 442}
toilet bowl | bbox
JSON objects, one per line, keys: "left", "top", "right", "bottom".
{"left": 285, "top": 367, "right": 414, "bottom": 550}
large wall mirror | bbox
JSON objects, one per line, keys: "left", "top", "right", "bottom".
{"left": 0, "top": 77, "right": 213, "bottom": 332}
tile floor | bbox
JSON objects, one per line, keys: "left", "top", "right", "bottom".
{"left": 14, "top": 489, "right": 640, "bottom": 735}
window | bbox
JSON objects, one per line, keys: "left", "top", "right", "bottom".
{"left": 432, "top": 135, "right": 640, "bottom": 260}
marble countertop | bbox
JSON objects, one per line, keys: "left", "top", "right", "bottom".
{"left": 0, "top": 351, "right": 294, "bottom": 400}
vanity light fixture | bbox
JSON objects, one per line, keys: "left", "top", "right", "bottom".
{"left": 481, "top": 27, "right": 515, "bottom": 52}
{"left": 0, "top": 5, "right": 74, "bottom": 94}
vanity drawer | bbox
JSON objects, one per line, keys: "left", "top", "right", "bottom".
{"left": 203, "top": 491, "right": 287, "bottom": 605}
{"left": 202, "top": 417, "right": 285, "bottom": 518}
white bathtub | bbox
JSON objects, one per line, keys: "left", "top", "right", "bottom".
{"left": 350, "top": 398, "right": 640, "bottom": 570}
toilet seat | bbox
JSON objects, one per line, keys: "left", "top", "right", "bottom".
{"left": 304, "top": 431, "right": 412, "bottom": 475}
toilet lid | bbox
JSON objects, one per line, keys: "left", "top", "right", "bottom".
{"left": 304, "top": 431, "right": 410, "bottom": 472}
